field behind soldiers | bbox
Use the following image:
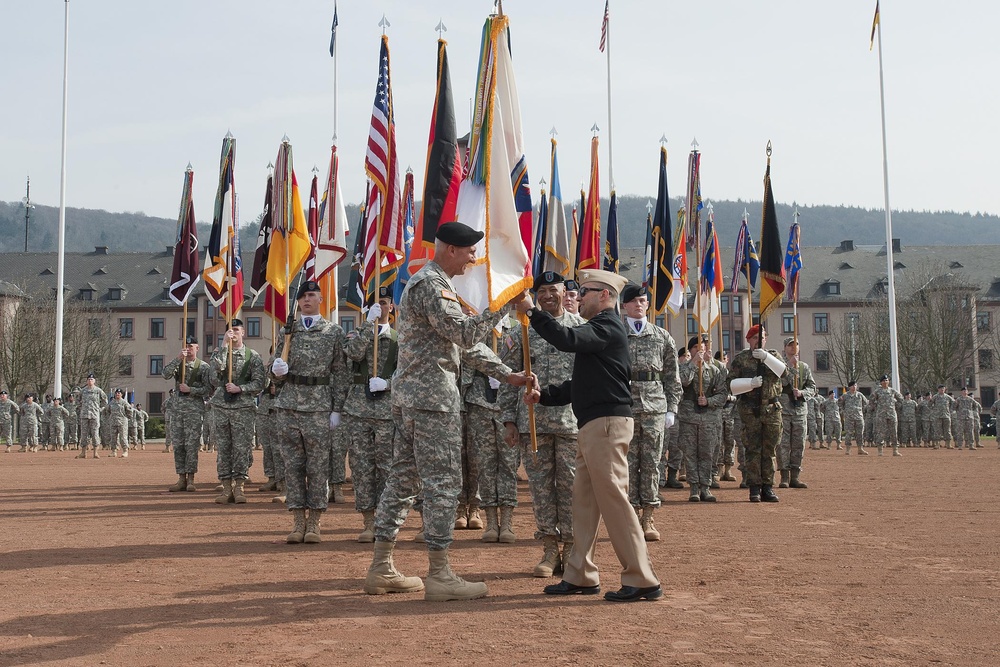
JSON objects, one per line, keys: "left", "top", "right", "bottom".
{"left": 2, "top": 443, "right": 999, "bottom": 667}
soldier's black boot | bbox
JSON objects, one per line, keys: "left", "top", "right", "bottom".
{"left": 665, "top": 467, "right": 684, "bottom": 489}
{"left": 749, "top": 486, "right": 761, "bottom": 503}
{"left": 761, "top": 485, "right": 780, "bottom": 503}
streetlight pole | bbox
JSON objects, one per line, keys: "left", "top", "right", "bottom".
{"left": 22, "top": 176, "right": 33, "bottom": 252}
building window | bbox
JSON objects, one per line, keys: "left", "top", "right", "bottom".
{"left": 161, "top": 287, "right": 170, "bottom": 301}
{"left": 79, "top": 289, "right": 94, "bottom": 301}
{"left": 246, "top": 317, "right": 262, "bottom": 338}
{"left": 149, "top": 355, "right": 164, "bottom": 376}
{"left": 782, "top": 314, "right": 795, "bottom": 334}
{"left": 109, "top": 288, "right": 123, "bottom": 301}
{"left": 88, "top": 319, "right": 102, "bottom": 338}
{"left": 825, "top": 281, "right": 841, "bottom": 295}
{"left": 814, "top": 313, "right": 829, "bottom": 334}
{"left": 846, "top": 312, "right": 861, "bottom": 330}
{"left": 722, "top": 330, "right": 732, "bottom": 354}
{"left": 150, "top": 318, "right": 165, "bottom": 339}
{"left": 119, "top": 318, "right": 133, "bottom": 339}
{"left": 687, "top": 315, "right": 697, "bottom": 335}
{"left": 655, "top": 316, "right": 665, "bottom": 329}
{"left": 147, "top": 392, "right": 164, "bottom": 415}
{"left": 733, "top": 297, "right": 741, "bottom": 315}
{"left": 180, "top": 317, "right": 195, "bottom": 340}
{"left": 978, "top": 312, "right": 992, "bottom": 333}
{"left": 734, "top": 330, "right": 742, "bottom": 347}
{"left": 119, "top": 355, "right": 133, "bottom": 376}
{"left": 815, "top": 350, "right": 830, "bottom": 372}
{"left": 720, "top": 296, "right": 730, "bottom": 315}
{"left": 340, "top": 317, "right": 356, "bottom": 334}
{"left": 207, "top": 303, "right": 216, "bottom": 318}
{"left": 980, "top": 349, "right": 994, "bottom": 371}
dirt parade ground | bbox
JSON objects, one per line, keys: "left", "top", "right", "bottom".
{"left": 1, "top": 442, "right": 999, "bottom": 667}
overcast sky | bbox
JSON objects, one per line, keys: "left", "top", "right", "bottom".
{"left": 3, "top": 0, "right": 998, "bottom": 228}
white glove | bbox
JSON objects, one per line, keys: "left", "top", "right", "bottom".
{"left": 488, "top": 377, "right": 502, "bottom": 390}
{"left": 751, "top": 376, "right": 764, "bottom": 388}
{"left": 366, "top": 303, "right": 382, "bottom": 323}
{"left": 369, "top": 377, "right": 388, "bottom": 393}
{"left": 751, "top": 348, "right": 767, "bottom": 360}
{"left": 271, "top": 358, "right": 289, "bottom": 377}
{"left": 329, "top": 412, "right": 342, "bottom": 429}
{"left": 663, "top": 412, "right": 676, "bottom": 429}
{"left": 730, "top": 377, "right": 759, "bottom": 395}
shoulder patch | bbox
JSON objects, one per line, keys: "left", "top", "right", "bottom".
{"left": 440, "top": 290, "right": 459, "bottom": 303}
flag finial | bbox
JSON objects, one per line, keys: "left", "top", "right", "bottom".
{"left": 646, "top": 200, "right": 653, "bottom": 214}
{"left": 267, "top": 161, "right": 274, "bottom": 174}
{"left": 549, "top": 126, "right": 558, "bottom": 138}
{"left": 282, "top": 134, "right": 290, "bottom": 144}
{"left": 312, "top": 165, "right": 319, "bottom": 175}
{"left": 591, "top": 123, "right": 600, "bottom": 136}
{"left": 659, "top": 134, "right": 668, "bottom": 147}
{"left": 185, "top": 162, "right": 193, "bottom": 173}
{"left": 406, "top": 165, "right": 413, "bottom": 175}
{"left": 436, "top": 19, "right": 447, "bottom": 38}
{"left": 379, "top": 14, "right": 390, "bottom": 34}
{"left": 225, "top": 130, "right": 234, "bottom": 140}
{"left": 691, "top": 137, "right": 699, "bottom": 150}
{"left": 332, "top": 133, "right": 338, "bottom": 144}
{"left": 539, "top": 177, "right": 546, "bottom": 188}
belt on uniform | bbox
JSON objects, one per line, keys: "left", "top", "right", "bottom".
{"left": 632, "top": 371, "right": 663, "bottom": 382}
{"left": 285, "top": 374, "right": 330, "bottom": 386}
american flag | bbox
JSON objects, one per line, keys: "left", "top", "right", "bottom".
{"left": 599, "top": 0, "right": 609, "bottom": 52}
{"left": 363, "top": 34, "right": 404, "bottom": 293}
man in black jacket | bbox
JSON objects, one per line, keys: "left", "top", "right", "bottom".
{"left": 519, "top": 268, "right": 661, "bottom": 603}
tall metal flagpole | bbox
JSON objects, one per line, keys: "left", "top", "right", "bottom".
{"left": 604, "top": 2, "right": 615, "bottom": 194}
{"left": 54, "top": 0, "right": 70, "bottom": 397}
{"left": 875, "top": 2, "right": 900, "bottom": 391}
{"left": 332, "top": 3, "right": 340, "bottom": 325}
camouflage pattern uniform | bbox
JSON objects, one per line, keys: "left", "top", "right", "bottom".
{"left": 898, "top": 396, "right": 918, "bottom": 446}
{"left": 823, "top": 395, "right": 842, "bottom": 446}
{"left": 135, "top": 407, "right": 148, "bottom": 447}
{"left": 65, "top": 396, "right": 78, "bottom": 447}
{"left": 678, "top": 359, "right": 728, "bottom": 490}
{"left": 104, "top": 397, "right": 134, "bottom": 454}
{"left": 343, "top": 321, "right": 397, "bottom": 513}
{"left": 813, "top": 396, "right": 826, "bottom": 447}
{"left": 459, "top": 365, "right": 496, "bottom": 511}
{"left": 499, "top": 311, "right": 584, "bottom": 538}
{"left": 78, "top": 385, "right": 108, "bottom": 452}
{"left": 0, "top": 397, "right": 16, "bottom": 448}
{"left": 374, "top": 260, "right": 511, "bottom": 551}
{"left": 863, "top": 401, "right": 875, "bottom": 446}
{"left": 47, "top": 403, "right": 70, "bottom": 449}
{"left": 839, "top": 390, "right": 868, "bottom": 452}
{"left": 270, "top": 316, "right": 348, "bottom": 512}
{"left": 777, "top": 358, "right": 817, "bottom": 473}
{"left": 39, "top": 399, "right": 51, "bottom": 449}
{"left": 257, "top": 388, "right": 281, "bottom": 482}
{"left": 626, "top": 321, "right": 681, "bottom": 508}
{"left": 207, "top": 344, "right": 266, "bottom": 481}
{"left": 728, "top": 348, "right": 785, "bottom": 488}
{"left": 202, "top": 403, "right": 214, "bottom": 451}
{"left": 950, "top": 403, "right": 959, "bottom": 443}
{"left": 19, "top": 401, "right": 44, "bottom": 449}
{"left": 716, "top": 395, "right": 737, "bottom": 467}
{"left": 870, "top": 385, "right": 904, "bottom": 454}
{"left": 162, "top": 357, "right": 209, "bottom": 474}
{"left": 955, "top": 394, "right": 979, "bottom": 449}
{"left": 477, "top": 329, "right": 521, "bottom": 512}
{"left": 806, "top": 396, "right": 818, "bottom": 445}
{"left": 163, "top": 395, "right": 173, "bottom": 448}
{"left": 928, "top": 391, "right": 955, "bottom": 446}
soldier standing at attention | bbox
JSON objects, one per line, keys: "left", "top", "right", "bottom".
{"left": 823, "top": 390, "right": 842, "bottom": 449}
{"left": 76, "top": 374, "right": 107, "bottom": 458}
{"left": 806, "top": 391, "right": 818, "bottom": 450}
{"left": 715, "top": 351, "right": 738, "bottom": 482}
{"left": 0, "top": 390, "right": 16, "bottom": 452}
{"left": 134, "top": 403, "right": 148, "bottom": 450}
{"left": 621, "top": 283, "right": 680, "bottom": 535}
{"left": 661, "top": 346, "right": 690, "bottom": 490}
{"left": 870, "top": 374, "right": 904, "bottom": 456}
{"left": 162, "top": 338, "right": 208, "bottom": 490}
{"left": 104, "top": 389, "right": 134, "bottom": 457}
{"left": 777, "top": 337, "right": 817, "bottom": 489}
{"left": 162, "top": 390, "right": 174, "bottom": 453}
{"left": 343, "top": 288, "right": 399, "bottom": 542}
{"left": 727, "top": 325, "right": 787, "bottom": 503}
{"left": 898, "top": 391, "right": 918, "bottom": 448}
{"left": 207, "top": 319, "right": 266, "bottom": 504}
{"left": 500, "top": 272, "right": 584, "bottom": 574}
{"left": 256, "top": 382, "right": 280, "bottom": 492}
{"left": 954, "top": 387, "right": 979, "bottom": 450}
{"left": 64, "top": 393, "right": 79, "bottom": 450}
{"left": 19, "top": 394, "right": 44, "bottom": 452}
{"left": 928, "top": 384, "right": 955, "bottom": 449}
{"left": 364, "top": 222, "right": 534, "bottom": 602}
{"left": 678, "top": 338, "right": 729, "bottom": 502}
{"left": 39, "top": 395, "right": 52, "bottom": 451}
{"left": 48, "top": 397, "right": 71, "bottom": 451}
{"left": 990, "top": 398, "right": 1000, "bottom": 448}
{"left": 269, "top": 280, "right": 348, "bottom": 544}
{"left": 839, "top": 381, "right": 869, "bottom": 455}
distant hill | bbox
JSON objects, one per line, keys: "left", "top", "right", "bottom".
{"left": 1, "top": 196, "right": 997, "bottom": 255}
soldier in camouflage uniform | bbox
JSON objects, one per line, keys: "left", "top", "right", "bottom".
{"left": 949, "top": 398, "right": 959, "bottom": 446}
{"left": 661, "top": 346, "right": 691, "bottom": 490}
{"left": 269, "top": 281, "right": 348, "bottom": 545}
{"left": 18, "top": 395, "right": 44, "bottom": 452}
{"left": 343, "top": 290, "right": 398, "bottom": 542}
{"left": 162, "top": 390, "right": 174, "bottom": 453}
{"left": 39, "top": 395, "right": 52, "bottom": 450}
{"left": 458, "top": 358, "right": 495, "bottom": 533}
{"left": 806, "top": 392, "right": 818, "bottom": 450}
{"left": 0, "top": 390, "right": 16, "bottom": 452}
{"left": 839, "top": 382, "right": 869, "bottom": 455}
{"left": 134, "top": 403, "right": 148, "bottom": 450}
{"left": 715, "top": 351, "right": 738, "bottom": 482}
{"left": 823, "top": 390, "right": 842, "bottom": 448}
{"left": 365, "top": 223, "right": 534, "bottom": 602}
{"left": 954, "top": 387, "right": 979, "bottom": 450}
{"left": 501, "top": 273, "right": 584, "bottom": 573}
{"left": 678, "top": 338, "right": 728, "bottom": 502}
{"left": 207, "top": 319, "right": 266, "bottom": 504}
{"left": 814, "top": 395, "right": 828, "bottom": 449}
{"left": 257, "top": 383, "right": 281, "bottom": 492}
{"left": 870, "top": 374, "right": 904, "bottom": 456}
{"left": 64, "top": 393, "right": 79, "bottom": 449}
{"left": 104, "top": 389, "right": 134, "bottom": 457}
{"left": 201, "top": 402, "right": 214, "bottom": 452}
{"left": 162, "top": 339, "right": 209, "bottom": 490}
{"left": 777, "top": 338, "right": 817, "bottom": 488}
{"left": 898, "top": 391, "right": 918, "bottom": 447}
{"left": 76, "top": 374, "right": 108, "bottom": 458}
{"left": 727, "top": 325, "right": 787, "bottom": 503}
{"left": 48, "top": 397, "right": 71, "bottom": 451}
{"left": 928, "top": 385, "right": 955, "bottom": 449}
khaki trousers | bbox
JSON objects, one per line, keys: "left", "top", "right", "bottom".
{"left": 563, "top": 416, "right": 658, "bottom": 589}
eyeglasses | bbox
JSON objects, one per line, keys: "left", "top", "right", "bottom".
{"left": 577, "top": 286, "right": 605, "bottom": 298}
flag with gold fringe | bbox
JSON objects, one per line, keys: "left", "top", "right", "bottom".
{"left": 758, "top": 151, "right": 786, "bottom": 322}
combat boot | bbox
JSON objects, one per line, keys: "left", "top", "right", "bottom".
{"left": 700, "top": 486, "right": 717, "bottom": 502}
{"left": 688, "top": 484, "right": 700, "bottom": 502}
{"left": 739, "top": 469, "right": 748, "bottom": 489}
{"left": 789, "top": 469, "right": 808, "bottom": 488}
{"left": 749, "top": 485, "right": 762, "bottom": 502}
{"left": 778, "top": 470, "right": 790, "bottom": 489}
{"left": 272, "top": 479, "right": 286, "bottom": 504}
{"left": 498, "top": 506, "right": 516, "bottom": 543}
{"left": 185, "top": 473, "right": 197, "bottom": 491}
{"left": 76, "top": 449, "right": 87, "bottom": 459}
{"left": 454, "top": 504, "right": 469, "bottom": 529}
{"left": 258, "top": 477, "right": 276, "bottom": 492}
{"left": 304, "top": 509, "right": 322, "bottom": 543}
{"left": 665, "top": 467, "right": 684, "bottom": 489}
{"left": 480, "top": 507, "right": 499, "bottom": 543}
{"left": 163, "top": 444, "right": 170, "bottom": 453}
{"left": 721, "top": 464, "right": 736, "bottom": 482}
{"left": 286, "top": 508, "right": 307, "bottom": 543}
{"left": 215, "top": 479, "right": 235, "bottom": 504}
{"left": 533, "top": 535, "right": 561, "bottom": 577}
{"left": 167, "top": 474, "right": 187, "bottom": 492}
{"left": 844, "top": 443, "right": 851, "bottom": 455}
{"left": 358, "top": 510, "right": 375, "bottom": 543}
{"left": 364, "top": 541, "right": 424, "bottom": 595}
{"left": 330, "top": 483, "right": 345, "bottom": 504}
{"left": 232, "top": 479, "right": 247, "bottom": 504}
{"left": 761, "top": 485, "right": 780, "bottom": 503}
{"left": 892, "top": 446, "right": 903, "bottom": 457}
{"left": 424, "top": 549, "right": 488, "bottom": 601}
{"left": 877, "top": 445, "right": 884, "bottom": 456}
{"left": 710, "top": 473, "right": 721, "bottom": 489}
{"left": 858, "top": 446, "right": 869, "bottom": 456}
{"left": 836, "top": 442, "right": 843, "bottom": 450}
{"left": 92, "top": 448, "right": 100, "bottom": 458}
{"left": 640, "top": 506, "right": 660, "bottom": 541}
{"left": 467, "top": 504, "right": 484, "bottom": 530}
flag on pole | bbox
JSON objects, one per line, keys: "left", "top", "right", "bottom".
{"left": 784, "top": 220, "right": 802, "bottom": 301}
{"left": 329, "top": 2, "right": 339, "bottom": 56}
{"left": 202, "top": 135, "right": 244, "bottom": 319}
{"left": 650, "top": 146, "right": 674, "bottom": 314}
{"left": 169, "top": 167, "right": 199, "bottom": 305}
{"left": 642, "top": 208, "right": 653, "bottom": 288}
{"left": 413, "top": 38, "right": 462, "bottom": 276}
{"left": 315, "top": 144, "right": 350, "bottom": 316}
{"left": 345, "top": 194, "right": 369, "bottom": 313}
{"left": 730, "top": 212, "right": 760, "bottom": 294}
{"left": 869, "top": 1, "right": 880, "bottom": 50}
{"left": 304, "top": 174, "right": 320, "bottom": 282}
{"left": 696, "top": 210, "right": 724, "bottom": 329}
{"left": 603, "top": 191, "right": 619, "bottom": 273}
{"left": 393, "top": 171, "right": 416, "bottom": 304}
{"left": 542, "top": 138, "right": 571, "bottom": 276}
{"left": 667, "top": 208, "right": 687, "bottom": 315}
{"left": 599, "top": 0, "right": 610, "bottom": 52}
{"left": 249, "top": 175, "right": 273, "bottom": 300}
{"left": 451, "top": 13, "right": 533, "bottom": 313}
{"left": 685, "top": 149, "right": 703, "bottom": 246}
{"left": 758, "top": 155, "right": 786, "bottom": 322}
{"left": 264, "top": 284, "right": 287, "bottom": 324}
{"left": 266, "top": 140, "right": 312, "bottom": 296}
{"left": 576, "top": 137, "right": 602, "bottom": 272}
{"left": 532, "top": 185, "right": 548, "bottom": 278}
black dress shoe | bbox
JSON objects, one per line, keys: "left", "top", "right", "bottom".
{"left": 544, "top": 580, "right": 600, "bottom": 595}
{"left": 761, "top": 486, "right": 780, "bottom": 503}
{"left": 604, "top": 585, "right": 663, "bottom": 602}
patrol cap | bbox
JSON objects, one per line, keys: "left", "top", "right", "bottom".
{"left": 185, "top": 335, "right": 198, "bottom": 345}
{"left": 746, "top": 324, "right": 764, "bottom": 341}
{"left": 564, "top": 279, "right": 580, "bottom": 292}
{"left": 377, "top": 286, "right": 393, "bottom": 299}
{"left": 620, "top": 283, "right": 646, "bottom": 304}
{"left": 296, "top": 280, "right": 322, "bottom": 300}
{"left": 229, "top": 318, "right": 244, "bottom": 328}
{"left": 533, "top": 271, "right": 565, "bottom": 291}
{"left": 783, "top": 336, "right": 798, "bottom": 347}
{"left": 436, "top": 221, "right": 484, "bottom": 247}
{"left": 578, "top": 269, "right": 628, "bottom": 295}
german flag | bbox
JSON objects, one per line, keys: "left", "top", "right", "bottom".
{"left": 758, "top": 151, "right": 785, "bottom": 322}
